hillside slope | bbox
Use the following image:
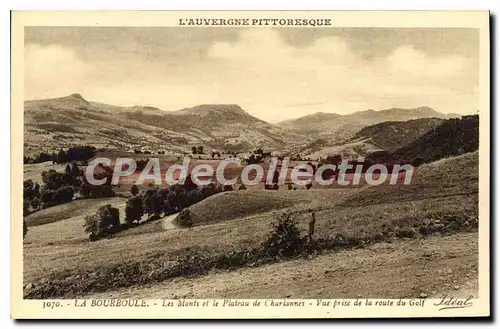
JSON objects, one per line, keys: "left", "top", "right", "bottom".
{"left": 278, "top": 106, "right": 458, "bottom": 143}
{"left": 298, "top": 117, "right": 445, "bottom": 160}
{"left": 384, "top": 115, "right": 479, "bottom": 164}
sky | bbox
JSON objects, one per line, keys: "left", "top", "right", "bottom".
{"left": 24, "top": 27, "right": 479, "bottom": 122}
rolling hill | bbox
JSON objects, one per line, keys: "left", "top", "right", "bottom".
{"left": 24, "top": 94, "right": 306, "bottom": 155}
{"left": 278, "top": 106, "right": 459, "bottom": 143}
{"left": 297, "top": 117, "right": 446, "bottom": 160}
{"left": 389, "top": 115, "right": 479, "bottom": 164}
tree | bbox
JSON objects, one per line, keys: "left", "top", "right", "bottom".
{"left": 55, "top": 149, "right": 67, "bottom": 164}
{"left": 187, "top": 189, "right": 203, "bottom": 206}
{"left": 40, "top": 188, "right": 55, "bottom": 207}
{"left": 23, "top": 180, "right": 40, "bottom": 202}
{"left": 143, "top": 188, "right": 160, "bottom": 218}
{"left": 191, "top": 146, "right": 198, "bottom": 155}
{"left": 176, "top": 188, "right": 188, "bottom": 210}
{"left": 23, "top": 201, "right": 29, "bottom": 217}
{"left": 53, "top": 186, "right": 74, "bottom": 204}
{"left": 125, "top": 195, "right": 144, "bottom": 225}
{"left": 130, "top": 185, "right": 140, "bottom": 196}
{"left": 166, "top": 190, "right": 178, "bottom": 212}
{"left": 197, "top": 146, "right": 204, "bottom": 154}
{"left": 41, "top": 170, "right": 69, "bottom": 190}
{"left": 84, "top": 204, "right": 121, "bottom": 240}
{"left": 70, "top": 162, "right": 81, "bottom": 178}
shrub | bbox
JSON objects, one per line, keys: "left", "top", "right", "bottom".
{"left": 176, "top": 209, "right": 193, "bottom": 228}
{"left": 83, "top": 204, "right": 120, "bottom": 241}
{"left": 261, "top": 211, "right": 306, "bottom": 258}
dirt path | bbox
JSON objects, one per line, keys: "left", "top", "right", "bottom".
{"left": 86, "top": 232, "right": 478, "bottom": 299}
{"left": 161, "top": 213, "right": 179, "bottom": 231}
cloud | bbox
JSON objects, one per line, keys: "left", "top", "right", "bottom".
{"left": 203, "top": 29, "right": 476, "bottom": 120}
{"left": 24, "top": 44, "right": 94, "bottom": 100}
{"left": 23, "top": 29, "right": 478, "bottom": 122}
{"left": 386, "top": 45, "right": 467, "bottom": 79}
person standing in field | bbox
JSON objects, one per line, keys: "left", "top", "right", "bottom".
{"left": 308, "top": 211, "right": 316, "bottom": 240}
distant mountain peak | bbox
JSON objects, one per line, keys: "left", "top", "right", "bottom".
{"left": 68, "top": 93, "right": 85, "bottom": 100}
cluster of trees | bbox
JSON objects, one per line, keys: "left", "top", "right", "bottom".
{"left": 80, "top": 163, "right": 116, "bottom": 198}
{"left": 125, "top": 180, "right": 232, "bottom": 224}
{"left": 290, "top": 154, "right": 312, "bottom": 161}
{"left": 23, "top": 146, "right": 97, "bottom": 164}
{"left": 246, "top": 148, "right": 272, "bottom": 165}
{"left": 23, "top": 162, "right": 81, "bottom": 216}
{"left": 133, "top": 149, "right": 167, "bottom": 155}
{"left": 191, "top": 146, "right": 204, "bottom": 155}
{"left": 84, "top": 180, "right": 233, "bottom": 241}
{"left": 84, "top": 204, "right": 121, "bottom": 241}
{"left": 24, "top": 161, "right": 117, "bottom": 217}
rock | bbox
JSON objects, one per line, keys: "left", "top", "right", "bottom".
{"left": 25, "top": 283, "right": 34, "bottom": 290}
{"left": 453, "top": 285, "right": 460, "bottom": 290}
{"left": 419, "top": 292, "right": 428, "bottom": 298}
{"left": 447, "top": 269, "right": 453, "bottom": 274}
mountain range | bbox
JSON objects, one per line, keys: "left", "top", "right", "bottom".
{"left": 24, "top": 94, "right": 461, "bottom": 157}
{"left": 24, "top": 94, "right": 305, "bottom": 155}
{"left": 277, "top": 107, "right": 459, "bottom": 142}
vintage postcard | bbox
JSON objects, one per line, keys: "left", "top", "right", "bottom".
{"left": 11, "top": 11, "right": 490, "bottom": 319}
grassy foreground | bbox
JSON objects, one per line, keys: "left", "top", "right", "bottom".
{"left": 23, "top": 152, "right": 479, "bottom": 298}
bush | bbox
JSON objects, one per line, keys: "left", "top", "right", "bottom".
{"left": 83, "top": 204, "right": 120, "bottom": 241}
{"left": 176, "top": 209, "right": 193, "bottom": 228}
{"left": 261, "top": 211, "right": 306, "bottom": 258}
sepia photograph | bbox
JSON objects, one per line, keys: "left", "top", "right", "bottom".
{"left": 11, "top": 10, "right": 490, "bottom": 319}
